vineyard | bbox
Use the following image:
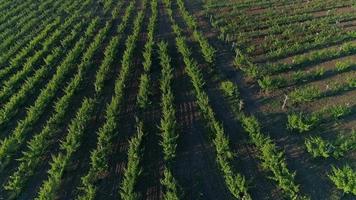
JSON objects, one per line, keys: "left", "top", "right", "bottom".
{"left": 0, "top": 0, "right": 355, "bottom": 199}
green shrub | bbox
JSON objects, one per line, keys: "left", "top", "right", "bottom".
{"left": 305, "top": 136, "right": 332, "bottom": 158}
{"left": 329, "top": 165, "right": 356, "bottom": 195}
{"left": 220, "top": 80, "right": 239, "bottom": 97}
{"left": 289, "top": 86, "right": 321, "bottom": 104}
{"left": 287, "top": 113, "right": 318, "bottom": 133}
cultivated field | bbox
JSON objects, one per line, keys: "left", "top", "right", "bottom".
{"left": 0, "top": 0, "right": 355, "bottom": 199}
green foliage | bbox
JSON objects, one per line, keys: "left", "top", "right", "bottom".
{"left": 94, "top": 2, "right": 135, "bottom": 95}
{"left": 335, "top": 130, "right": 356, "bottom": 157}
{"left": 136, "top": 0, "right": 157, "bottom": 110}
{"left": 335, "top": 59, "right": 356, "bottom": 72}
{"left": 193, "top": 30, "right": 216, "bottom": 64}
{"left": 288, "top": 104, "right": 352, "bottom": 133}
{"left": 176, "top": 0, "right": 196, "bottom": 29}
{"left": 233, "top": 50, "right": 259, "bottom": 78}
{"left": 287, "top": 113, "right": 318, "bottom": 133}
{"left": 137, "top": 74, "right": 151, "bottom": 109}
{"left": 258, "top": 75, "right": 285, "bottom": 91}
{"left": 346, "top": 76, "right": 356, "bottom": 88}
{"left": 120, "top": 122, "right": 144, "bottom": 200}
{"left": 117, "top": 2, "right": 135, "bottom": 33}
{"left": 240, "top": 115, "right": 303, "bottom": 199}
{"left": 220, "top": 80, "right": 239, "bottom": 98}
{"left": 156, "top": 2, "right": 181, "bottom": 198}
{"left": 77, "top": 9, "right": 145, "bottom": 200}
{"left": 305, "top": 136, "right": 332, "bottom": 158}
{"left": 119, "top": 3, "right": 157, "bottom": 196}
{"left": 219, "top": 80, "right": 244, "bottom": 115}
{"left": 175, "top": 0, "right": 215, "bottom": 64}
{"left": 0, "top": 17, "right": 82, "bottom": 126}
{"left": 35, "top": 99, "right": 94, "bottom": 200}
{"left": 142, "top": 0, "right": 157, "bottom": 72}
{"left": 158, "top": 41, "right": 178, "bottom": 163}
{"left": 266, "top": 41, "right": 356, "bottom": 75}
{"left": 204, "top": 2, "right": 351, "bottom": 197}
{"left": 329, "top": 105, "right": 352, "bottom": 120}
{"left": 257, "top": 76, "right": 273, "bottom": 91}
{"left": 165, "top": 3, "right": 251, "bottom": 197}
{"left": 161, "top": 168, "right": 180, "bottom": 200}
{"left": 0, "top": 19, "right": 60, "bottom": 81}
{"left": 94, "top": 36, "right": 119, "bottom": 94}
{"left": 305, "top": 130, "right": 356, "bottom": 159}
{"left": 289, "top": 86, "right": 321, "bottom": 104}
{"left": 291, "top": 68, "right": 325, "bottom": 84}
{"left": 328, "top": 165, "right": 356, "bottom": 195}
{"left": 0, "top": 17, "right": 101, "bottom": 173}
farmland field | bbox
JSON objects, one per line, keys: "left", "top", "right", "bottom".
{"left": 0, "top": 0, "right": 355, "bottom": 199}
